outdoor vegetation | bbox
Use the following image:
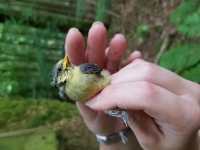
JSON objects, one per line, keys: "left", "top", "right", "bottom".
{"left": 0, "top": 0, "right": 200, "bottom": 149}
{"left": 160, "top": 0, "right": 200, "bottom": 83}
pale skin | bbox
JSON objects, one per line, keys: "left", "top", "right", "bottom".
{"left": 65, "top": 22, "right": 200, "bottom": 150}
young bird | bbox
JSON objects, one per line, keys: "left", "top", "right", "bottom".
{"left": 51, "top": 56, "right": 110, "bottom": 102}
{"left": 51, "top": 56, "right": 129, "bottom": 126}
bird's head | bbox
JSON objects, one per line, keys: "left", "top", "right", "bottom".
{"left": 51, "top": 56, "right": 71, "bottom": 87}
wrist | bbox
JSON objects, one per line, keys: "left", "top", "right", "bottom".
{"left": 96, "top": 127, "right": 133, "bottom": 145}
{"left": 99, "top": 134, "right": 143, "bottom": 150}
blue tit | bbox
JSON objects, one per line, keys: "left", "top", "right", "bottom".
{"left": 51, "top": 56, "right": 110, "bottom": 102}
{"left": 51, "top": 56, "right": 129, "bottom": 126}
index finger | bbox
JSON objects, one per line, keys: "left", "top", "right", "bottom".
{"left": 112, "top": 59, "right": 198, "bottom": 98}
{"left": 86, "top": 81, "right": 196, "bottom": 126}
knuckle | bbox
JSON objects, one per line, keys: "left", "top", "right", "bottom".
{"left": 139, "top": 62, "right": 156, "bottom": 80}
{"left": 139, "top": 81, "right": 158, "bottom": 100}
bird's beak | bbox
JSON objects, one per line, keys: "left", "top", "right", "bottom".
{"left": 63, "top": 55, "right": 70, "bottom": 70}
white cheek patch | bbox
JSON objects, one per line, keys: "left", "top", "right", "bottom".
{"left": 57, "top": 71, "right": 68, "bottom": 84}
{"left": 59, "top": 75, "right": 66, "bottom": 83}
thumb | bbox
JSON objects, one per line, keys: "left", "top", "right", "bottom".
{"left": 76, "top": 101, "right": 98, "bottom": 122}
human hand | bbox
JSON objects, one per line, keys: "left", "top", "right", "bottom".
{"left": 86, "top": 59, "right": 200, "bottom": 150}
{"left": 65, "top": 22, "right": 142, "bottom": 136}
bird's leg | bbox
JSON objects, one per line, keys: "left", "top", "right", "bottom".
{"left": 59, "top": 90, "right": 76, "bottom": 104}
{"left": 59, "top": 90, "right": 68, "bottom": 100}
{"left": 107, "top": 109, "right": 129, "bottom": 127}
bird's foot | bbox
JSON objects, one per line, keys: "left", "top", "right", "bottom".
{"left": 107, "top": 109, "right": 129, "bottom": 127}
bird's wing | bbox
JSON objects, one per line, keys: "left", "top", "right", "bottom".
{"left": 79, "top": 63, "right": 102, "bottom": 74}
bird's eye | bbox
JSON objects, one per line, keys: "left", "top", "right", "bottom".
{"left": 58, "top": 67, "right": 62, "bottom": 72}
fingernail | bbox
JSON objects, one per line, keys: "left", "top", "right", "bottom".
{"left": 92, "top": 21, "right": 104, "bottom": 27}
{"left": 114, "top": 34, "right": 125, "bottom": 39}
{"left": 105, "top": 47, "right": 109, "bottom": 54}
{"left": 85, "top": 94, "right": 100, "bottom": 106}
{"left": 68, "top": 28, "right": 79, "bottom": 32}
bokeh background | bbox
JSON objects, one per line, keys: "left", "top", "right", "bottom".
{"left": 0, "top": 0, "right": 200, "bottom": 149}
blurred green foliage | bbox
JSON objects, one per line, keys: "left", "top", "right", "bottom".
{"left": 159, "top": 0, "right": 200, "bottom": 83}
{"left": 76, "top": 0, "right": 87, "bottom": 25}
{"left": 95, "top": 0, "right": 110, "bottom": 21}
{"left": 0, "top": 22, "right": 65, "bottom": 98}
{"left": 0, "top": 97, "right": 98, "bottom": 149}
{"left": 133, "top": 25, "right": 150, "bottom": 44}
{"left": 0, "top": 3, "right": 110, "bottom": 147}
{"left": 75, "top": 0, "right": 110, "bottom": 25}
{"left": 0, "top": 97, "right": 78, "bottom": 132}
{"left": 0, "top": 1, "right": 94, "bottom": 34}
{"left": 0, "top": 0, "right": 111, "bottom": 99}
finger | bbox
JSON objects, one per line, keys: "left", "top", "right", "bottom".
{"left": 121, "top": 51, "right": 142, "bottom": 68}
{"left": 106, "top": 34, "right": 126, "bottom": 74}
{"left": 86, "top": 22, "right": 107, "bottom": 68}
{"left": 77, "top": 102, "right": 128, "bottom": 135}
{"left": 126, "top": 110, "right": 162, "bottom": 147}
{"left": 87, "top": 81, "right": 200, "bottom": 137}
{"left": 86, "top": 81, "right": 188, "bottom": 125}
{"left": 112, "top": 59, "right": 190, "bottom": 96}
{"left": 76, "top": 101, "right": 97, "bottom": 121}
{"left": 65, "top": 28, "right": 85, "bottom": 65}
{"left": 120, "top": 59, "right": 144, "bottom": 72}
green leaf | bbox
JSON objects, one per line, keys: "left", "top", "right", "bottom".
{"left": 136, "top": 25, "right": 149, "bottom": 34}
{"left": 170, "top": 1, "right": 196, "bottom": 24}
{"left": 159, "top": 43, "right": 200, "bottom": 73}
{"left": 177, "top": 13, "right": 200, "bottom": 37}
{"left": 181, "top": 63, "right": 200, "bottom": 83}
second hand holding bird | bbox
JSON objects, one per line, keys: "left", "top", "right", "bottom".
{"left": 52, "top": 55, "right": 130, "bottom": 127}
